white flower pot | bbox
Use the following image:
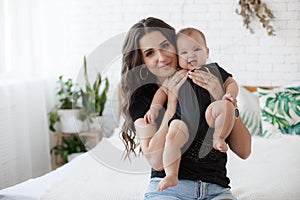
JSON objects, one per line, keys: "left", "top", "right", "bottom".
{"left": 58, "top": 109, "right": 84, "bottom": 133}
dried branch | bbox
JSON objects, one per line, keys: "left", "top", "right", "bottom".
{"left": 236, "top": 0, "right": 276, "bottom": 36}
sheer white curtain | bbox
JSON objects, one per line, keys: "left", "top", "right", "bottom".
{"left": 0, "top": 80, "right": 51, "bottom": 189}
{"left": 1, "top": 0, "right": 47, "bottom": 77}
{"left": 0, "top": 0, "right": 51, "bottom": 189}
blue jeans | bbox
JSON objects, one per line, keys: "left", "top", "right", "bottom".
{"left": 144, "top": 177, "right": 237, "bottom": 200}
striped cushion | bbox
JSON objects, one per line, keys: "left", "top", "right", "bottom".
{"left": 237, "top": 86, "right": 262, "bottom": 136}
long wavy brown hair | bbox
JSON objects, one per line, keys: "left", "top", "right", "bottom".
{"left": 121, "top": 17, "right": 176, "bottom": 157}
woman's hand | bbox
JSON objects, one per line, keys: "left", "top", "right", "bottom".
{"left": 162, "top": 69, "right": 188, "bottom": 102}
{"left": 187, "top": 69, "right": 224, "bottom": 100}
{"left": 222, "top": 92, "right": 237, "bottom": 107}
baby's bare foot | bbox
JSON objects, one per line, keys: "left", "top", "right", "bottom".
{"left": 213, "top": 140, "right": 228, "bottom": 153}
{"left": 157, "top": 176, "right": 178, "bottom": 191}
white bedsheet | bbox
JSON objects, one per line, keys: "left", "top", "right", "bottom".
{"left": 0, "top": 154, "right": 77, "bottom": 199}
{"left": 228, "top": 135, "right": 300, "bottom": 200}
{"left": 1, "top": 135, "right": 300, "bottom": 200}
{"left": 41, "top": 137, "right": 150, "bottom": 200}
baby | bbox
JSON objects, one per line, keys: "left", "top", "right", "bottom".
{"left": 144, "top": 27, "right": 239, "bottom": 191}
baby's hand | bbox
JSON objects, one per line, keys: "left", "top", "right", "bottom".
{"left": 222, "top": 93, "right": 237, "bottom": 107}
{"left": 144, "top": 105, "right": 160, "bottom": 124}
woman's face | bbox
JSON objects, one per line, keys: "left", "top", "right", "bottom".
{"left": 139, "top": 30, "right": 177, "bottom": 83}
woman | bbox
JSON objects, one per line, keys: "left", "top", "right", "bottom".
{"left": 121, "top": 17, "right": 251, "bottom": 200}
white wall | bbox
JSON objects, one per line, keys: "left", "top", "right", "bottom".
{"left": 35, "top": 0, "right": 300, "bottom": 138}
{"left": 37, "top": 0, "right": 300, "bottom": 86}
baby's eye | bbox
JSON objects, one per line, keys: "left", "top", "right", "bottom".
{"left": 195, "top": 48, "right": 202, "bottom": 51}
{"left": 180, "top": 51, "right": 187, "bottom": 55}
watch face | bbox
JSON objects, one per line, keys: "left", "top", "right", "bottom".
{"left": 235, "top": 108, "right": 239, "bottom": 118}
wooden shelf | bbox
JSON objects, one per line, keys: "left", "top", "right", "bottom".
{"left": 51, "top": 131, "right": 103, "bottom": 170}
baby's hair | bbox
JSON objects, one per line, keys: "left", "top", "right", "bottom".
{"left": 177, "top": 27, "right": 207, "bottom": 46}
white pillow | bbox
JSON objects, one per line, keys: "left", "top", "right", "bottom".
{"left": 237, "top": 85, "right": 262, "bottom": 136}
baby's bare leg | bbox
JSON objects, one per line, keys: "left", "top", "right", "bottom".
{"left": 134, "top": 118, "right": 164, "bottom": 170}
{"left": 158, "top": 120, "right": 189, "bottom": 191}
{"left": 205, "top": 100, "right": 235, "bottom": 152}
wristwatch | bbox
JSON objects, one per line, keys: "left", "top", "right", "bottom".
{"left": 234, "top": 107, "right": 239, "bottom": 118}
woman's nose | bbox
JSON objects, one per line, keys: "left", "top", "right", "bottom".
{"left": 157, "top": 50, "right": 166, "bottom": 62}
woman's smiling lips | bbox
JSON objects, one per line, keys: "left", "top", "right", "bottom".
{"left": 159, "top": 61, "right": 173, "bottom": 69}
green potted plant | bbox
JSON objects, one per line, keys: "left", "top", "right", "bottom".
{"left": 49, "top": 75, "right": 83, "bottom": 133}
{"left": 50, "top": 134, "right": 87, "bottom": 163}
{"left": 78, "top": 56, "right": 109, "bottom": 132}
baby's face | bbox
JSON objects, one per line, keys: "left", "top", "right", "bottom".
{"left": 177, "top": 32, "right": 209, "bottom": 70}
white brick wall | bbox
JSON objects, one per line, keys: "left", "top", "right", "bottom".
{"left": 39, "top": 0, "right": 300, "bottom": 87}
{"left": 37, "top": 0, "right": 300, "bottom": 133}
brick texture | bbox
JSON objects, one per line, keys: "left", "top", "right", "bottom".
{"left": 39, "top": 0, "right": 300, "bottom": 87}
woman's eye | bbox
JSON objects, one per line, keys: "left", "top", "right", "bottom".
{"left": 145, "top": 51, "right": 154, "bottom": 57}
{"left": 162, "top": 43, "right": 169, "bottom": 49}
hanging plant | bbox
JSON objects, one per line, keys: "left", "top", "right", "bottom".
{"left": 236, "top": 0, "right": 276, "bottom": 36}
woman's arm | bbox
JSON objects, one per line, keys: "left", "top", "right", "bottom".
{"left": 227, "top": 117, "right": 251, "bottom": 159}
{"left": 223, "top": 78, "right": 251, "bottom": 158}
{"left": 188, "top": 70, "right": 251, "bottom": 159}
{"left": 135, "top": 70, "right": 188, "bottom": 170}
{"left": 223, "top": 77, "right": 239, "bottom": 100}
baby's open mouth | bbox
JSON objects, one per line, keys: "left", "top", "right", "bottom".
{"left": 188, "top": 60, "right": 197, "bottom": 66}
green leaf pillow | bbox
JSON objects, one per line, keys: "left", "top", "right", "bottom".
{"left": 257, "top": 87, "right": 300, "bottom": 138}
{"left": 237, "top": 86, "right": 262, "bottom": 136}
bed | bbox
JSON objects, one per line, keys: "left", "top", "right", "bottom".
{"left": 1, "top": 85, "right": 299, "bottom": 200}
